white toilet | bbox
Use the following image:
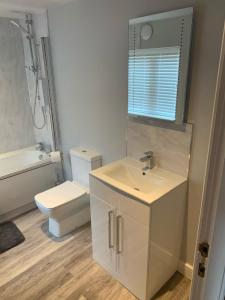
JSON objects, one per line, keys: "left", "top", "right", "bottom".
{"left": 35, "top": 147, "right": 102, "bottom": 237}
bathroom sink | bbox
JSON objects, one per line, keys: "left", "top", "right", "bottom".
{"left": 90, "top": 157, "right": 187, "bottom": 204}
{"left": 103, "top": 162, "right": 165, "bottom": 194}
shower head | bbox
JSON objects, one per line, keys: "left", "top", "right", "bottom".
{"left": 10, "top": 20, "right": 31, "bottom": 37}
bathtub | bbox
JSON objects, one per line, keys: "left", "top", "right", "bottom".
{"left": 0, "top": 145, "right": 62, "bottom": 222}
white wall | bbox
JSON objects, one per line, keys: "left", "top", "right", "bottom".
{"left": 48, "top": 0, "right": 225, "bottom": 269}
{"left": 48, "top": 0, "right": 195, "bottom": 180}
{"left": 182, "top": 0, "right": 225, "bottom": 265}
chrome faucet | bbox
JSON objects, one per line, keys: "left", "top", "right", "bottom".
{"left": 140, "top": 151, "right": 154, "bottom": 171}
{"left": 36, "top": 142, "right": 45, "bottom": 151}
{"left": 36, "top": 143, "right": 51, "bottom": 154}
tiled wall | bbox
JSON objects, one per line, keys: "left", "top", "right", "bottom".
{"left": 21, "top": 14, "right": 55, "bottom": 150}
{"left": 126, "top": 118, "right": 192, "bottom": 177}
{"left": 0, "top": 18, "right": 35, "bottom": 154}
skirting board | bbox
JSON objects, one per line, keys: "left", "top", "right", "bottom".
{"left": 178, "top": 260, "right": 193, "bottom": 280}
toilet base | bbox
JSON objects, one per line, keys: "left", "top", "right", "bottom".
{"left": 48, "top": 206, "right": 90, "bottom": 237}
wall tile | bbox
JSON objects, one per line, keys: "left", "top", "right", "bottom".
{"left": 0, "top": 18, "right": 35, "bottom": 154}
{"left": 127, "top": 119, "right": 192, "bottom": 177}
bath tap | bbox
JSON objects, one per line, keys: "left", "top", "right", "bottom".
{"left": 36, "top": 143, "right": 45, "bottom": 151}
{"left": 36, "top": 143, "right": 51, "bottom": 154}
{"left": 43, "top": 145, "right": 51, "bottom": 154}
{"left": 140, "top": 151, "right": 154, "bottom": 171}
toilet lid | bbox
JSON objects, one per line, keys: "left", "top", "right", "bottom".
{"left": 35, "top": 181, "right": 86, "bottom": 209}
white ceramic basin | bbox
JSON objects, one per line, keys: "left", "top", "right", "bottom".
{"left": 90, "top": 157, "right": 187, "bottom": 204}
{"left": 103, "top": 163, "right": 165, "bottom": 194}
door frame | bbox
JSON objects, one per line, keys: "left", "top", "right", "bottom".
{"left": 190, "top": 22, "right": 225, "bottom": 300}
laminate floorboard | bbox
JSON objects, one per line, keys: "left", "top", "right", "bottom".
{"left": 0, "top": 210, "right": 191, "bottom": 300}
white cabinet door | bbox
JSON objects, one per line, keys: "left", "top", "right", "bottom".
{"left": 116, "top": 211, "right": 149, "bottom": 300}
{"left": 90, "top": 194, "right": 116, "bottom": 275}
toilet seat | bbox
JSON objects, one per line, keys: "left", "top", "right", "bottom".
{"left": 35, "top": 181, "right": 86, "bottom": 210}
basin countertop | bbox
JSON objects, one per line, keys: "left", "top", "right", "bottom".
{"left": 90, "top": 157, "right": 187, "bottom": 205}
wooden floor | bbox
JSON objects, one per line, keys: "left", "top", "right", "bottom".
{"left": 0, "top": 210, "right": 191, "bottom": 300}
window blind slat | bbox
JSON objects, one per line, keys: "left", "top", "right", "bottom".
{"left": 128, "top": 47, "right": 180, "bottom": 121}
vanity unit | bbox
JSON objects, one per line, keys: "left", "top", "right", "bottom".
{"left": 90, "top": 158, "right": 187, "bottom": 300}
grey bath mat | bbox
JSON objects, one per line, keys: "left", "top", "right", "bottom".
{"left": 0, "top": 221, "right": 25, "bottom": 253}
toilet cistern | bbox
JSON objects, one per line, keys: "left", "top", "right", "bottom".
{"left": 140, "top": 151, "right": 154, "bottom": 171}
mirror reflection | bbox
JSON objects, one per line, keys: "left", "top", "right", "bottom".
{"left": 128, "top": 8, "right": 193, "bottom": 124}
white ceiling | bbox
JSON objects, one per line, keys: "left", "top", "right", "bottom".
{"left": 0, "top": 0, "right": 72, "bottom": 11}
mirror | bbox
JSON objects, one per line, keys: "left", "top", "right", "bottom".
{"left": 128, "top": 8, "right": 193, "bottom": 124}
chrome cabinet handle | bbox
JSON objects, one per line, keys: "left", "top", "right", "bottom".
{"left": 116, "top": 215, "right": 123, "bottom": 254}
{"left": 108, "top": 210, "right": 114, "bottom": 248}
